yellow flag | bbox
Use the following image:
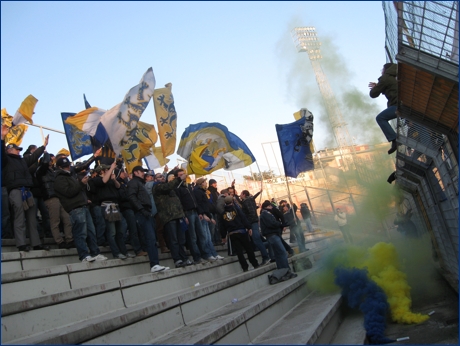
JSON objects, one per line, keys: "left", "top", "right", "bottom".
{"left": 2, "top": 108, "right": 13, "bottom": 127}
{"left": 13, "top": 94, "right": 38, "bottom": 125}
{"left": 121, "top": 121, "right": 159, "bottom": 173}
{"left": 6, "top": 124, "right": 28, "bottom": 146}
{"left": 2, "top": 108, "right": 28, "bottom": 145}
{"left": 153, "top": 83, "right": 177, "bottom": 157}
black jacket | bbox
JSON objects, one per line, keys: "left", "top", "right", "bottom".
{"left": 193, "top": 185, "right": 212, "bottom": 218}
{"left": 35, "top": 153, "right": 58, "bottom": 200}
{"left": 207, "top": 185, "right": 219, "bottom": 214}
{"left": 91, "top": 176, "right": 120, "bottom": 204}
{"left": 221, "top": 203, "right": 251, "bottom": 235}
{"left": 259, "top": 209, "right": 283, "bottom": 237}
{"left": 175, "top": 183, "right": 199, "bottom": 213}
{"left": 54, "top": 169, "right": 88, "bottom": 213}
{"left": 1, "top": 140, "right": 45, "bottom": 192}
{"left": 241, "top": 195, "right": 260, "bottom": 224}
{"left": 127, "top": 176, "right": 152, "bottom": 212}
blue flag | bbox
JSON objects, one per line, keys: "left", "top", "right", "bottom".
{"left": 276, "top": 116, "right": 314, "bottom": 178}
{"left": 61, "top": 112, "right": 93, "bottom": 161}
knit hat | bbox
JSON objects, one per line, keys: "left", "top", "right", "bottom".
{"left": 196, "top": 177, "right": 207, "bottom": 186}
{"left": 208, "top": 179, "right": 217, "bottom": 185}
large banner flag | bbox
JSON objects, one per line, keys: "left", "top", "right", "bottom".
{"left": 177, "top": 122, "right": 255, "bottom": 176}
{"left": 2, "top": 108, "right": 28, "bottom": 146}
{"left": 121, "top": 121, "right": 159, "bottom": 173}
{"left": 61, "top": 112, "right": 93, "bottom": 160}
{"left": 64, "top": 106, "right": 109, "bottom": 146}
{"left": 153, "top": 83, "right": 177, "bottom": 157}
{"left": 275, "top": 109, "right": 315, "bottom": 178}
{"left": 12, "top": 94, "right": 37, "bottom": 126}
{"left": 100, "top": 67, "right": 156, "bottom": 155}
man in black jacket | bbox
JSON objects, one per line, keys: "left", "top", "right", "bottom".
{"left": 1, "top": 125, "right": 49, "bottom": 251}
{"left": 220, "top": 195, "right": 259, "bottom": 272}
{"left": 54, "top": 157, "right": 106, "bottom": 262}
{"left": 174, "top": 169, "right": 213, "bottom": 264}
{"left": 240, "top": 189, "right": 270, "bottom": 265}
{"left": 193, "top": 177, "right": 224, "bottom": 261}
{"left": 127, "top": 166, "right": 169, "bottom": 273}
{"left": 207, "top": 178, "right": 222, "bottom": 246}
{"left": 259, "top": 200, "right": 290, "bottom": 270}
{"left": 35, "top": 152, "right": 74, "bottom": 249}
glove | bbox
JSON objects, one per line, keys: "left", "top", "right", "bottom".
{"left": 140, "top": 209, "right": 152, "bottom": 218}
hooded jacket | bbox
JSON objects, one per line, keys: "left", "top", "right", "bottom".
{"left": 369, "top": 63, "right": 398, "bottom": 107}
{"left": 54, "top": 169, "right": 88, "bottom": 213}
{"left": 152, "top": 178, "right": 185, "bottom": 225}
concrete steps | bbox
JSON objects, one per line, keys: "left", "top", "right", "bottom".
{"left": 1, "top": 229, "right": 346, "bottom": 345}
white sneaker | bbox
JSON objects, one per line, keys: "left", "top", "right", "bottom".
{"left": 151, "top": 265, "right": 169, "bottom": 273}
{"left": 82, "top": 255, "right": 95, "bottom": 262}
{"left": 126, "top": 253, "right": 136, "bottom": 258}
{"left": 207, "top": 256, "right": 217, "bottom": 262}
{"left": 215, "top": 255, "right": 225, "bottom": 260}
{"left": 93, "top": 254, "right": 108, "bottom": 261}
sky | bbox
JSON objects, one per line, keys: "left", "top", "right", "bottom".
{"left": 1, "top": 1, "right": 390, "bottom": 182}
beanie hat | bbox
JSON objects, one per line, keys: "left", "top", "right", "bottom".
{"left": 261, "top": 200, "right": 272, "bottom": 209}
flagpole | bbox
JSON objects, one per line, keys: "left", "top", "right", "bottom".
{"left": 255, "top": 161, "right": 264, "bottom": 205}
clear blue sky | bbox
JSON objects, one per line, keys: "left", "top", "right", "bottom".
{"left": 1, "top": 1, "right": 389, "bottom": 180}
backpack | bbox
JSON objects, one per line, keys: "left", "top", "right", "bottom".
{"left": 268, "top": 268, "right": 298, "bottom": 285}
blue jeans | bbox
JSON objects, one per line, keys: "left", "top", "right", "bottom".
{"left": 376, "top": 105, "right": 397, "bottom": 142}
{"left": 250, "top": 222, "right": 269, "bottom": 262}
{"left": 69, "top": 206, "right": 100, "bottom": 261}
{"left": 135, "top": 212, "right": 160, "bottom": 267}
{"left": 122, "top": 209, "right": 143, "bottom": 254}
{"left": 210, "top": 213, "right": 222, "bottom": 244}
{"left": 304, "top": 218, "right": 314, "bottom": 233}
{"left": 200, "top": 219, "right": 218, "bottom": 257}
{"left": 291, "top": 224, "right": 306, "bottom": 252}
{"left": 164, "top": 218, "right": 189, "bottom": 262}
{"left": 90, "top": 205, "right": 106, "bottom": 246}
{"left": 185, "top": 210, "right": 212, "bottom": 260}
{"left": 105, "top": 218, "right": 127, "bottom": 258}
{"left": 267, "top": 234, "right": 290, "bottom": 269}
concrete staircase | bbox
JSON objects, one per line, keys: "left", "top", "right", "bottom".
{"left": 1, "top": 228, "right": 366, "bottom": 344}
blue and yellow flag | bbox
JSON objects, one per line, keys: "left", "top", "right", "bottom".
{"left": 100, "top": 67, "right": 156, "bottom": 155}
{"left": 177, "top": 122, "right": 255, "bottom": 176}
{"left": 121, "top": 121, "right": 159, "bottom": 173}
{"left": 61, "top": 112, "right": 93, "bottom": 161}
{"left": 276, "top": 111, "right": 315, "bottom": 178}
{"left": 153, "top": 82, "right": 177, "bottom": 157}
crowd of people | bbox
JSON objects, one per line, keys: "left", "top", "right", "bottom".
{"left": 2, "top": 124, "right": 315, "bottom": 273}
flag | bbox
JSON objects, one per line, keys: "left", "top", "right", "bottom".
{"left": 153, "top": 83, "right": 177, "bottom": 157}
{"left": 64, "top": 107, "right": 108, "bottom": 141}
{"left": 177, "top": 122, "right": 255, "bottom": 176}
{"left": 61, "top": 112, "right": 94, "bottom": 161}
{"left": 121, "top": 121, "right": 160, "bottom": 173}
{"left": 81, "top": 94, "right": 115, "bottom": 162}
{"left": 2, "top": 108, "right": 28, "bottom": 146}
{"left": 100, "top": 67, "right": 156, "bottom": 155}
{"left": 144, "top": 147, "right": 170, "bottom": 170}
{"left": 276, "top": 113, "right": 315, "bottom": 178}
{"left": 293, "top": 107, "right": 315, "bottom": 153}
{"left": 12, "top": 94, "right": 38, "bottom": 125}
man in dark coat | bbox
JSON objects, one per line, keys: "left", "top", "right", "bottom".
{"left": 369, "top": 63, "right": 399, "bottom": 154}
{"left": 1, "top": 125, "right": 49, "bottom": 251}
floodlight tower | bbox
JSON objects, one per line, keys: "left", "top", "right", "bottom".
{"left": 292, "top": 27, "right": 357, "bottom": 171}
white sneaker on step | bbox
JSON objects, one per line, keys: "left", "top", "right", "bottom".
{"left": 215, "top": 255, "right": 225, "bottom": 260}
{"left": 151, "top": 265, "right": 169, "bottom": 273}
{"left": 82, "top": 255, "right": 95, "bottom": 262}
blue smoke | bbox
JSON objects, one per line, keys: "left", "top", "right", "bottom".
{"left": 334, "top": 267, "right": 395, "bottom": 344}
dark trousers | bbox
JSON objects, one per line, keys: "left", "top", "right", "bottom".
{"left": 229, "top": 232, "right": 259, "bottom": 271}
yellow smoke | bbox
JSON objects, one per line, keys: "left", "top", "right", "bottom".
{"left": 363, "top": 242, "right": 429, "bottom": 324}
{"left": 309, "top": 242, "right": 429, "bottom": 324}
